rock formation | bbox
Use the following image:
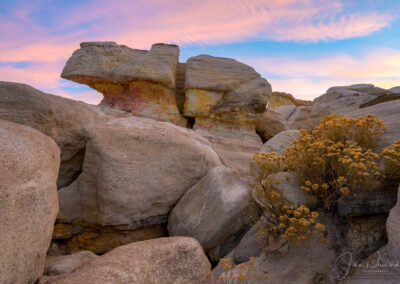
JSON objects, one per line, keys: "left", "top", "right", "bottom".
{"left": 268, "top": 91, "right": 312, "bottom": 110}
{"left": 62, "top": 42, "right": 187, "bottom": 126}
{"left": 39, "top": 237, "right": 216, "bottom": 284}
{"left": 168, "top": 166, "right": 251, "bottom": 260}
{"left": 0, "top": 120, "right": 60, "bottom": 284}
{"left": 184, "top": 55, "right": 271, "bottom": 143}
{"left": 288, "top": 84, "right": 394, "bottom": 129}
{"left": 55, "top": 116, "right": 221, "bottom": 253}
{"left": 0, "top": 81, "right": 128, "bottom": 188}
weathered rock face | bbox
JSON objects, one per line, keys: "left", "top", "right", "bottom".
{"left": 275, "top": 104, "right": 296, "bottom": 120}
{"left": 168, "top": 166, "right": 251, "bottom": 260}
{"left": 62, "top": 42, "right": 187, "bottom": 126}
{"left": 347, "top": 100, "right": 400, "bottom": 152}
{"left": 259, "top": 130, "right": 300, "bottom": 155}
{"left": 195, "top": 129, "right": 261, "bottom": 177}
{"left": 386, "top": 185, "right": 400, "bottom": 254}
{"left": 390, "top": 86, "right": 400, "bottom": 94}
{"left": 232, "top": 221, "right": 266, "bottom": 263}
{"left": 289, "top": 84, "right": 393, "bottom": 129}
{"left": 267, "top": 172, "right": 316, "bottom": 208}
{"left": 56, "top": 117, "right": 221, "bottom": 253}
{"left": 44, "top": 251, "right": 98, "bottom": 276}
{"left": 0, "top": 81, "right": 127, "bottom": 188}
{"left": 267, "top": 91, "right": 312, "bottom": 110}
{"left": 255, "top": 109, "right": 289, "bottom": 142}
{"left": 39, "top": 237, "right": 216, "bottom": 284}
{"left": 184, "top": 55, "right": 271, "bottom": 143}
{"left": 0, "top": 120, "right": 60, "bottom": 284}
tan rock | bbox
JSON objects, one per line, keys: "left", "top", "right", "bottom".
{"left": 62, "top": 42, "right": 186, "bottom": 126}
{"left": 195, "top": 129, "right": 261, "bottom": 177}
{"left": 289, "top": 84, "right": 392, "bottom": 129}
{"left": 52, "top": 223, "right": 167, "bottom": 254}
{"left": 0, "top": 120, "right": 60, "bottom": 284}
{"left": 0, "top": 81, "right": 128, "bottom": 188}
{"left": 267, "top": 91, "right": 312, "bottom": 110}
{"left": 39, "top": 237, "right": 216, "bottom": 284}
{"left": 255, "top": 109, "right": 289, "bottom": 141}
{"left": 168, "top": 166, "right": 251, "bottom": 259}
{"left": 184, "top": 55, "right": 271, "bottom": 143}
{"left": 259, "top": 130, "right": 300, "bottom": 155}
{"left": 58, "top": 117, "right": 221, "bottom": 227}
{"left": 44, "top": 251, "right": 98, "bottom": 276}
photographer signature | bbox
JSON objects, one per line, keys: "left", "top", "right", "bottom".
{"left": 335, "top": 251, "right": 400, "bottom": 280}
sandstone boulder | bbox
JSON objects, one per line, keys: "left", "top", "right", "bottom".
{"left": 195, "top": 129, "right": 261, "bottom": 177}
{"left": 168, "top": 166, "right": 251, "bottom": 259}
{"left": 57, "top": 117, "right": 221, "bottom": 248}
{"left": 389, "top": 86, "right": 400, "bottom": 94}
{"left": 39, "top": 237, "right": 216, "bottom": 284}
{"left": 233, "top": 221, "right": 267, "bottom": 263}
{"left": 0, "top": 81, "right": 127, "bottom": 188}
{"left": 386, "top": 184, "right": 400, "bottom": 257}
{"left": 0, "top": 120, "right": 60, "bottom": 284}
{"left": 259, "top": 130, "right": 300, "bottom": 155}
{"left": 44, "top": 251, "right": 98, "bottom": 276}
{"left": 275, "top": 104, "right": 296, "bottom": 120}
{"left": 184, "top": 55, "right": 271, "bottom": 143}
{"left": 289, "top": 84, "right": 392, "bottom": 129}
{"left": 255, "top": 109, "right": 289, "bottom": 141}
{"left": 62, "top": 42, "right": 186, "bottom": 126}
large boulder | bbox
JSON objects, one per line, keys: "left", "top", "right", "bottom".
{"left": 44, "top": 251, "right": 98, "bottom": 276}
{"left": 168, "top": 166, "right": 251, "bottom": 259}
{"left": 0, "top": 120, "right": 60, "bottom": 284}
{"left": 184, "top": 55, "right": 271, "bottom": 143}
{"left": 39, "top": 237, "right": 216, "bottom": 284}
{"left": 275, "top": 104, "right": 296, "bottom": 120}
{"left": 62, "top": 42, "right": 187, "bottom": 126}
{"left": 255, "top": 109, "right": 289, "bottom": 142}
{"left": 389, "top": 86, "right": 400, "bottom": 94}
{"left": 289, "top": 84, "right": 393, "bottom": 129}
{"left": 56, "top": 117, "right": 221, "bottom": 253}
{"left": 386, "top": 184, "right": 400, "bottom": 258}
{"left": 195, "top": 129, "right": 261, "bottom": 177}
{"left": 258, "top": 130, "right": 300, "bottom": 155}
{"left": 0, "top": 81, "right": 127, "bottom": 188}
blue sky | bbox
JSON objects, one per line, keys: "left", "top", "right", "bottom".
{"left": 1, "top": 0, "right": 399, "bottom": 103}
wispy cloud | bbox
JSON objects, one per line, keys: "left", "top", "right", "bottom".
{"left": 0, "top": 0, "right": 396, "bottom": 103}
{"left": 242, "top": 49, "right": 400, "bottom": 99}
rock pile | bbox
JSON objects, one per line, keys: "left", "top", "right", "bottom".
{"left": 0, "top": 41, "right": 399, "bottom": 283}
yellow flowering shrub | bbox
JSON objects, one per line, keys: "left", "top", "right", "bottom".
{"left": 382, "top": 140, "right": 400, "bottom": 179}
{"left": 253, "top": 176, "right": 325, "bottom": 245}
{"left": 285, "top": 114, "right": 384, "bottom": 209}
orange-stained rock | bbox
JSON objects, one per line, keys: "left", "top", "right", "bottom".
{"left": 95, "top": 81, "right": 187, "bottom": 126}
{"left": 268, "top": 91, "right": 312, "bottom": 110}
{"left": 184, "top": 55, "right": 272, "bottom": 144}
{"left": 51, "top": 223, "right": 167, "bottom": 254}
{"left": 61, "top": 42, "right": 187, "bottom": 126}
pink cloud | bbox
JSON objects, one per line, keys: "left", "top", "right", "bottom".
{"left": 242, "top": 49, "right": 400, "bottom": 99}
{"left": 0, "top": 0, "right": 396, "bottom": 104}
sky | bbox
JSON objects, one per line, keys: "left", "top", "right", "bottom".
{"left": 1, "top": 0, "right": 400, "bottom": 104}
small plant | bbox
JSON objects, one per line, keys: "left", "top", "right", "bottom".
{"left": 382, "top": 140, "right": 400, "bottom": 179}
